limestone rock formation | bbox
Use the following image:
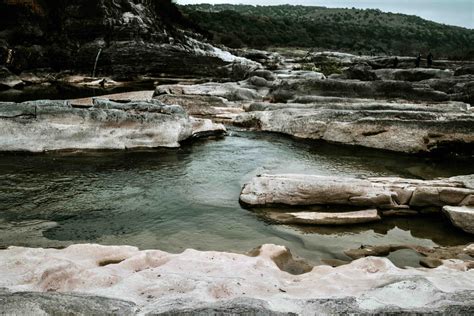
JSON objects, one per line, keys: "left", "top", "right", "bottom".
{"left": 0, "top": 243, "right": 473, "bottom": 314}
{"left": 0, "top": 98, "right": 223, "bottom": 152}
{"left": 240, "top": 174, "right": 474, "bottom": 229}
{"left": 233, "top": 100, "right": 474, "bottom": 154}
{"left": 443, "top": 206, "right": 474, "bottom": 234}
{"left": 266, "top": 209, "right": 381, "bottom": 225}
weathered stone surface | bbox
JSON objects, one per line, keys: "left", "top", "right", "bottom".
{"left": 0, "top": 244, "right": 473, "bottom": 314}
{"left": 0, "top": 99, "right": 225, "bottom": 152}
{"left": 240, "top": 174, "right": 474, "bottom": 211}
{"left": 269, "top": 78, "right": 450, "bottom": 103}
{"left": 443, "top": 206, "right": 474, "bottom": 234}
{"left": 0, "top": 290, "right": 137, "bottom": 315}
{"left": 266, "top": 209, "right": 381, "bottom": 225}
{"left": 155, "top": 82, "right": 263, "bottom": 101}
{"left": 234, "top": 100, "right": 474, "bottom": 154}
{"left": 374, "top": 68, "right": 454, "bottom": 82}
{"left": 240, "top": 174, "right": 397, "bottom": 207}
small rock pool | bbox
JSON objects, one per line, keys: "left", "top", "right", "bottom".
{"left": 1, "top": 131, "right": 473, "bottom": 266}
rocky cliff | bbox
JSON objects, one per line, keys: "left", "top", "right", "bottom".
{"left": 0, "top": 0, "right": 252, "bottom": 80}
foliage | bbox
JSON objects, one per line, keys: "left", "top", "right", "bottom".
{"left": 181, "top": 4, "right": 474, "bottom": 59}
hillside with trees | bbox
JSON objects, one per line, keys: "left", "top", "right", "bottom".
{"left": 181, "top": 4, "right": 474, "bottom": 59}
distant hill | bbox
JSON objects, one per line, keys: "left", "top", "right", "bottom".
{"left": 181, "top": 4, "right": 474, "bottom": 59}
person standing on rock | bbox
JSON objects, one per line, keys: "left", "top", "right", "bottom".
{"left": 415, "top": 53, "right": 421, "bottom": 67}
{"left": 427, "top": 52, "right": 433, "bottom": 68}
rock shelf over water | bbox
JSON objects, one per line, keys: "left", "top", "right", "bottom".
{"left": 0, "top": 243, "right": 473, "bottom": 314}
{"left": 240, "top": 174, "right": 474, "bottom": 233}
{"left": 0, "top": 98, "right": 225, "bottom": 152}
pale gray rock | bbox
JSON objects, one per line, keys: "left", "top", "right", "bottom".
{"left": 269, "top": 78, "right": 450, "bottom": 103}
{"left": 266, "top": 209, "right": 381, "bottom": 225}
{"left": 0, "top": 99, "right": 224, "bottom": 152}
{"left": 155, "top": 82, "right": 263, "bottom": 102}
{"left": 443, "top": 206, "right": 474, "bottom": 234}
{"left": 0, "top": 244, "right": 473, "bottom": 315}
{"left": 240, "top": 174, "right": 474, "bottom": 211}
{"left": 374, "top": 68, "right": 454, "bottom": 82}
{"left": 240, "top": 174, "right": 397, "bottom": 208}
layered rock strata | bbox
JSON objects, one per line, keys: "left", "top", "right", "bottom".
{"left": 240, "top": 174, "right": 474, "bottom": 232}
{"left": 233, "top": 100, "right": 474, "bottom": 154}
{"left": 0, "top": 98, "right": 225, "bottom": 152}
{"left": 0, "top": 243, "right": 473, "bottom": 314}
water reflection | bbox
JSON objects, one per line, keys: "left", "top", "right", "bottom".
{"left": 0, "top": 132, "right": 473, "bottom": 264}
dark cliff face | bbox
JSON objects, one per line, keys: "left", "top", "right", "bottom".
{"left": 0, "top": 0, "right": 222, "bottom": 79}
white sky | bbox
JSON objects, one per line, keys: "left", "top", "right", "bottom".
{"left": 177, "top": 0, "right": 474, "bottom": 29}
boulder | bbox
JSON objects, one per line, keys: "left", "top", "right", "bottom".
{"left": 442, "top": 206, "right": 474, "bottom": 234}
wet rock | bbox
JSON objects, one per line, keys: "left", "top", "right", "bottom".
{"left": 190, "top": 117, "right": 226, "bottom": 139}
{"left": 420, "top": 257, "right": 443, "bottom": 269}
{"left": 0, "top": 67, "right": 24, "bottom": 90}
{"left": 266, "top": 209, "right": 381, "bottom": 225}
{"left": 443, "top": 206, "right": 474, "bottom": 234}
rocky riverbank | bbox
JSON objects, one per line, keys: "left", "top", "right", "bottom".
{"left": 240, "top": 174, "right": 474, "bottom": 234}
{"left": 0, "top": 98, "right": 224, "bottom": 152}
{"left": 0, "top": 243, "right": 473, "bottom": 315}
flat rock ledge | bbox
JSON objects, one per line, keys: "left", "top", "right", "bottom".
{"left": 0, "top": 99, "right": 225, "bottom": 152}
{"left": 267, "top": 209, "right": 381, "bottom": 225}
{"left": 0, "top": 244, "right": 473, "bottom": 315}
{"left": 240, "top": 174, "right": 474, "bottom": 231}
{"left": 233, "top": 100, "right": 474, "bottom": 154}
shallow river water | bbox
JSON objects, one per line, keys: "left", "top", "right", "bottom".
{"left": 1, "top": 131, "right": 473, "bottom": 265}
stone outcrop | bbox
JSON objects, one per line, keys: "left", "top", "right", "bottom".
{"left": 0, "top": 98, "right": 224, "bottom": 152}
{"left": 240, "top": 174, "right": 474, "bottom": 209}
{"left": 240, "top": 174, "right": 474, "bottom": 230}
{"left": 234, "top": 99, "right": 474, "bottom": 154}
{"left": 0, "top": 243, "right": 473, "bottom": 314}
{"left": 0, "top": 0, "right": 258, "bottom": 87}
{"left": 443, "top": 206, "right": 474, "bottom": 234}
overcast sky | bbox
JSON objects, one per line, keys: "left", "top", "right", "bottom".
{"left": 177, "top": 0, "right": 473, "bottom": 29}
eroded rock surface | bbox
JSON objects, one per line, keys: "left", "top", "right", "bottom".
{"left": 0, "top": 98, "right": 223, "bottom": 152}
{"left": 241, "top": 174, "right": 474, "bottom": 209}
{"left": 234, "top": 100, "right": 474, "bottom": 154}
{"left": 0, "top": 243, "right": 473, "bottom": 315}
